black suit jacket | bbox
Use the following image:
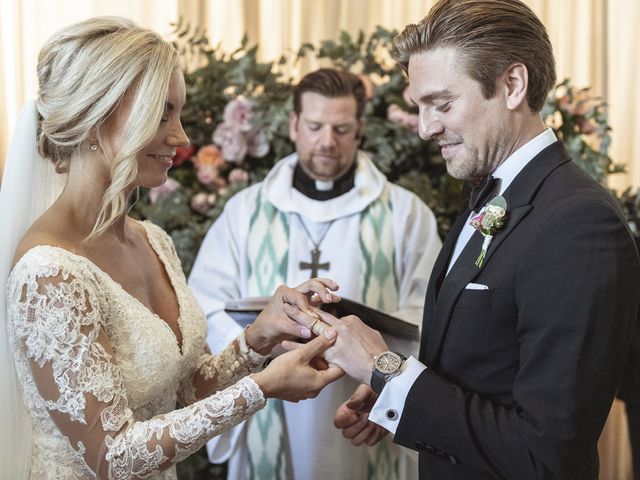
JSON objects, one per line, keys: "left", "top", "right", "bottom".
{"left": 393, "top": 142, "right": 640, "bottom": 479}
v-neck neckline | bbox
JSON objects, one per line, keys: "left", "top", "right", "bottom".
{"left": 10, "top": 221, "right": 186, "bottom": 356}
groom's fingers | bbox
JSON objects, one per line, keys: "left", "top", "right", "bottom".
{"left": 298, "top": 330, "right": 337, "bottom": 361}
{"left": 351, "top": 420, "right": 379, "bottom": 446}
{"left": 346, "top": 384, "right": 376, "bottom": 411}
{"left": 283, "top": 303, "right": 332, "bottom": 336}
{"left": 334, "top": 403, "right": 361, "bottom": 429}
{"left": 366, "top": 427, "right": 388, "bottom": 446}
{"left": 282, "top": 303, "right": 322, "bottom": 337}
{"left": 342, "top": 412, "right": 371, "bottom": 443}
{"left": 313, "top": 307, "right": 340, "bottom": 327}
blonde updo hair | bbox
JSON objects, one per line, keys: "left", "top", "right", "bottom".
{"left": 36, "top": 16, "right": 179, "bottom": 238}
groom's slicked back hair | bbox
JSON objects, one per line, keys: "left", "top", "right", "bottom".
{"left": 392, "top": 0, "right": 556, "bottom": 112}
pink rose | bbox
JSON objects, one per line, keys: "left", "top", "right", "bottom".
{"left": 213, "top": 123, "right": 248, "bottom": 163}
{"left": 149, "top": 177, "right": 181, "bottom": 204}
{"left": 196, "top": 164, "right": 220, "bottom": 186}
{"left": 247, "top": 128, "right": 270, "bottom": 158}
{"left": 577, "top": 118, "right": 598, "bottom": 135}
{"left": 228, "top": 168, "right": 249, "bottom": 185}
{"left": 559, "top": 90, "right": 591, "bottom": 116}
{"left": 387, "top": 104, "right": 419, "bottom": 133}
{"left": 223, "top": 98, "right": 254, "bottom": 132}
{"left": 546, "top": 111, "right": 563, "bottom": 130}
{"left": 387, "top": 104, "right": 405, "bottom": 124}
{"left": 190, "top": 192, "right": 217, "bottom": 215}
{"left": 404, "top": 114, "right": 419, "bottom": 132}
{"left": 470, "top": 212, "right": 485, "bottom": 229}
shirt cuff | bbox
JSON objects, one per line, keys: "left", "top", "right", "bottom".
{"left": 369, "top": 356, "right": 426, "bottom": 434}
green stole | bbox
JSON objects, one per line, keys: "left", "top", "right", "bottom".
{"left": 245, "top": 186, "right": 400, "bottom": 480}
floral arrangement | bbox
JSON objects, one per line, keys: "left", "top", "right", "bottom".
{"left": 470, "top": 196, "right": 508, "bottom": 267}
{"left": 542, "top": 79, "right": 621, "bottom": 183}
{"left": 130, "top": 25, "right": 623, "bottom": 277}
{"left": 131, "top": 27, "right": 458, "bottom": 275}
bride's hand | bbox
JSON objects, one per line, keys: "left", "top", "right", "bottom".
{"left": 295, "top": 277, "right": 341, "bottom": 307}
{"left": 287, "top": 277, "right": 341, "bottom": 336}
{"left": 252, "top": 331, "right": 344, "bottom": 401}
{"left": 245, "top": 279, "right": 339, "bottom": 355}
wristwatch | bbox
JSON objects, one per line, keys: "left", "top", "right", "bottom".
{"left": 370, "top": 351, "right": 406, "bottom": 395}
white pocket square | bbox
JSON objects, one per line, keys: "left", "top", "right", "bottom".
{"left": 465, "top": 282, "right": 489, "bottom": 290}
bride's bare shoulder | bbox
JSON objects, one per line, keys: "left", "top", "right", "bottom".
{"left": 12, "top": 216, "right": 81, "bottom": 268}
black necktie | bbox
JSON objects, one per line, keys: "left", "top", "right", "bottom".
{"left": 469, "top": 175, "right": 497, "bottom": 212}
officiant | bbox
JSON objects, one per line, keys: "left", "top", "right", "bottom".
{"left": 188, "top": 68, "right": 442, "bottom": 480}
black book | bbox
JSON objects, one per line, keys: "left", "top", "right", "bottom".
{"left": 224, "top": 296, "right": 418, "bottom": 340}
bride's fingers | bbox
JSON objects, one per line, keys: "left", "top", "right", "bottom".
{"left": 296, "top": 277, "right": 340, "bottom": 293}
{"left": 309, "top": 291, "right": 342, "bottom": 305}
{"left": 295, "top": 278, "right": 341, "bottom": 303}
{"left": 280, "top": 289, "right": 320, "bottom": 321}
{"left": 282, "top": 339, "right": 304, "bottom": 351}
{"left": 283, "top": 304, "right": 331, "bottom": 336}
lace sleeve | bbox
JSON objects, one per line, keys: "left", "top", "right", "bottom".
{"left": 8, "top": 263, "right": 266, "bottom": 479}
{"left": 180, "top": 332, "right": 269, "bottom": 405}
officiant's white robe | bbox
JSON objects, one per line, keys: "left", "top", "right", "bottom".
{"left": 189, "top": 152, "right": 442, "bottom": 479}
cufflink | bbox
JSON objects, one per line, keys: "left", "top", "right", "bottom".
{"left": 385, "top": 409, "right": 399, "bottom": 421}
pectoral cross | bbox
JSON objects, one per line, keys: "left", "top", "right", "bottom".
{"left": 299, "top": 248, "right": 330, "bottom": 278}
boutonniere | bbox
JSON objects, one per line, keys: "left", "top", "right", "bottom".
{"left": 469, "top": 196, "right": 508, "bottom": 267}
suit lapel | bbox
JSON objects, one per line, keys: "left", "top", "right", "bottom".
{"left": 422, "top": 142, "right": 573, "bottom": 365}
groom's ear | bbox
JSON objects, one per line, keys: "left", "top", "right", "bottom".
{"left": 501, "top": 63, "right": 528, "bottom": 111}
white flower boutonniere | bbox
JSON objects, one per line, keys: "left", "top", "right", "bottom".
{"left": 469, "top": 196, "right": 508, "bottom": 267}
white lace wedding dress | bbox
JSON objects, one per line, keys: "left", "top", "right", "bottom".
{"left": 6, "top": 221, "right": 268, "bottom": 479}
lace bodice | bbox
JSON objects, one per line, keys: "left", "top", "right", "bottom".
{"left": 6, "top": 221, "right": 268, "bottom": 479}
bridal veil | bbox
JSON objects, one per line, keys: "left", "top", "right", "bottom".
{"left": 0, "top": 100, "right": 65, "bottom": 478}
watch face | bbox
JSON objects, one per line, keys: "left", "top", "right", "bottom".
{"left": 375, "top": 352, "right": 402, "bottom": 374}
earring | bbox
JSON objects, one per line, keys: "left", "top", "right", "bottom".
{"left": 90, "top": 143, "right": 98, "bottom": 152}
{"left": 54, "top": 158, "right": 70, "bottom": 174}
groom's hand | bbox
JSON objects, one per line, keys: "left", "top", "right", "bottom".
{"left": 281, "top": 309, "right": 389, "bottom": 384}
{"left": 334, "top": 384, "right": 388, "bottom": 446}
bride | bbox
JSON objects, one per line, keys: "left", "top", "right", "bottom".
{"left": 0, "top": 16, "right": 343, "bottom": 479}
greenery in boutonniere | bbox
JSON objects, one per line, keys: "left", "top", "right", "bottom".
{"left": 469, "top": 196, "right": 508, "bottom": 267}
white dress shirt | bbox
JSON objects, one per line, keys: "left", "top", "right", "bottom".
{"left": 370, "top": 128, "right": 558, "bottom": 434}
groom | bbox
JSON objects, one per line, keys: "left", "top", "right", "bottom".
{"left": 320, "top": 0, "right": 640, "bottom": 478}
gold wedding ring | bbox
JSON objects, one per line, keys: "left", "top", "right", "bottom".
{"left": 309, "top": 318, "right": 330, "bottom": 335}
